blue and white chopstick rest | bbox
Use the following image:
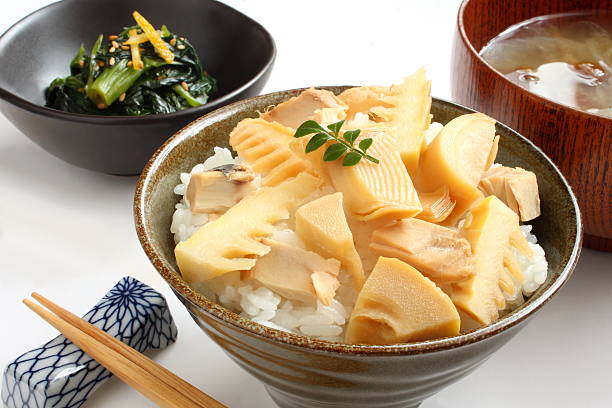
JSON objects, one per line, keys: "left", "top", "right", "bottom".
{"left": 1, "top": 276, "right": 178, "bottom": 408}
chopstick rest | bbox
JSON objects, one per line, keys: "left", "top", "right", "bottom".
{"left": 1, "top": 276, "right": 178, "bottom": 408}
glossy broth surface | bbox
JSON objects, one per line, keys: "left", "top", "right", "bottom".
{"left": 480, "top": 11, "right": 612, "bottom": 119}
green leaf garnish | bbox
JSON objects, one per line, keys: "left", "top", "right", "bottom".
{"left": 342, "top": 151, "right": 362, "bottom": 166}
{"left": 295, "top": 120, "right": 326, "bottom": 138}
{"left": 293, "top": 119, "right": 379, "bottom": 166}
{"left": 326, "top": 120, "right": 345, "bottom": 134}
{"left": 323, "top": 143, "right": 348, "bottom": 161}
{"left": 358, "top": 138, "right": 373, "bottom": 152}
{"left": 305, "top": 133, "right": 329, "bottom": 153}
{"left": 343, "top": 129, "right": 361, "bottom": 145}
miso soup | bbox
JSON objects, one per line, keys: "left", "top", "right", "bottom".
{"left": 480, "top": 11, "right": 612, "bottom": 119}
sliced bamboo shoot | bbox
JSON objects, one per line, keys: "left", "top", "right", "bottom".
{"left": 345, "top": 257, "right": 460, "bottom": 344}
{"left": 449, "top": 196, "right": 532, "bottom": 325}
{"left": 326, "top": 127, "right": 422, "bottom": 222}
{"left": 175, "top": 173, "right": 322, "bottom": 283}
{"left": 417, "top": 113, "right": 498, "bottom": 225}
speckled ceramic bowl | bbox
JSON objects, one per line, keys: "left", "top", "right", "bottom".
{"left": 134, "top": 88, "right": 582, "bottom": 408}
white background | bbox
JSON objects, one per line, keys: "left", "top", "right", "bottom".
{"left": 1, "top": 1, "right": 611, "bottom": 407}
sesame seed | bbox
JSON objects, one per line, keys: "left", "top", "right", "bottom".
{"left": 177, "top": 44, "right": 185, "bottom": 50}
{"left": 96, "top": 103, "right": 106, "bottom": 110}
{"left": 119, "top": 93, "right": 126, "bottom": 102}
{"left": 179, "top": 37, "right": 185, "bottom": 41}
{"left": 108, "top": 35, "right": 118, "bottom": 40}
{"left": 111, "top": 40, "right": 119, "bottom": 48}
{"left": 122, "top": 45, "right": 130, "bottom": 50}
{"left": 181, "top": 81, "right": 189, "bottom": 91}
{"left": 169, "top": 38, "right": 177, "bottom": 46}
{"left": 109, "top": 46, "right": 116, "bottom": 53}
{"left": 98, "top": 61, "right": 105, "bottom": 67}
{"left": 78, "top": 60, "right": 85, "bottom": 68}
{"left": 109, "top": 57, "right": 116, "bottom": 66}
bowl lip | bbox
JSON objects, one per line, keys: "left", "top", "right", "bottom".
{"left": 134, "top": 87, "right": 583, "bottom": 356}
{"left": 456, "top": 0, "right": 612, "bottom": 123}
{"left": 0, "top": 0, "right": 276, "bottom": 124}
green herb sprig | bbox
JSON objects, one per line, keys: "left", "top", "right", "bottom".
{"left": 293, "top": 120, "right": 379, "bottom": 166}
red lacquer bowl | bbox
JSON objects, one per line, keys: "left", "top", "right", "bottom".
{"left": 451, "top": 0, "right": 611, "bottom": 251}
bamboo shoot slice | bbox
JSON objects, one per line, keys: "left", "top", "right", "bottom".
{"left": 295, "top": 192, "right": 365, "bottom": 289}
{"left": 415, "top": 186, "right": 456, "bottom": 223}
{"left": 369, "top": 68, "right": 432, "bottom": 177}
{"left": 326, "top": 127, "right": 422, "bottom": 222}
{"left": 175, "top": 173, "right": 322, "bottom": 283}
{"left": 417, "top": 113, "right": 498, "bottom": 225}
{"left": 449, "top": 196, "right": 531, "bottom": 325}
{"left": 345, "top": 257, "right": 460, "bottom": 345}
{"left": 230, "top": 118, "right": 315, "bottom": 186}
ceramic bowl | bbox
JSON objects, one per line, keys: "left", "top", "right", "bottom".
{"left": 134, "top": 88, "right": 582, "bottom": 408}
{"left": 451, "top": 0, "right": 611, "bottom": 251}
{"left": 0, "top": 0, "right": 275, "bottom": 175}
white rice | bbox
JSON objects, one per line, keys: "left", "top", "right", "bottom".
{"left": 170, "top": 147, "right": 240, "bottom": 243}
{"left": 516, "top": 224, "right": 549, "bottom": 296}
{"left": 217, "top": 281, "right": 347, "bottom": 342}
{"left": 171, "top": 148, "right": 549, "bottom": 341}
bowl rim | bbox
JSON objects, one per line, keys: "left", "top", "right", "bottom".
{"left": 0, "top": 0, "right": 276, "bottom": 125}
{"left": 456, "top": 0, "right": 612, "bottom": 122}
{"left": 134, "top": 88, "right": 583, "bottom": 356}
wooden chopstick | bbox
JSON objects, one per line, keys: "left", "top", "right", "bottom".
{"left": 30, "top": 292, "right": 226, "bottom": 408}
{"left": 23, "top": 294, "right": 227, "bottom": 408}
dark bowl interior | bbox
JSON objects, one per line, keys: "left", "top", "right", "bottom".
{"left": 135, "top": 88, "right": 582, "bottom": 354}
{"left": 0, "top": 0, "right": 275, "bottom": 174}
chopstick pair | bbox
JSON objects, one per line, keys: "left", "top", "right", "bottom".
{"left": 23, "top": 293, "right": 227, "bottom": 408}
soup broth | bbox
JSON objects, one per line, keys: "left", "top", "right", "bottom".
{"left": 480, "top": 11, "right": 612, "bottom": 119}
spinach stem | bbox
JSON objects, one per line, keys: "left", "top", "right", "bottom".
{"left": 86, "top": 34, "right": 104, "bottom": 89}
{"left": 172, "top": 84, "right": 201, "bottom": 107}
{"left": 87, "top": 59, "right": 144, "bottom": 107}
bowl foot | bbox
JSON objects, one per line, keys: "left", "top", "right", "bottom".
{"left": 584, "top": 234, "right": 612, "bottom": 252}
{"left": 266, "top": 386, "right": 422, "bottom": 408}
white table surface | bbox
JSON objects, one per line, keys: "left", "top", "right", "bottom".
{"left": 1, "top": 1, "right": 611, "bottom": 407}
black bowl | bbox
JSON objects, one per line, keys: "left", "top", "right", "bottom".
{"left": 0, "top": 0, "right": 275, "bottom": 175}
